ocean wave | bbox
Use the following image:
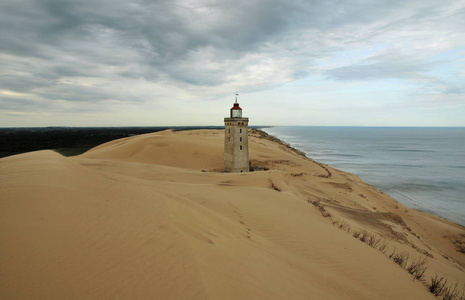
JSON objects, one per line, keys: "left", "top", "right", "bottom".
{"left": 447, "top": 165, "right": 465, "bottom": 169}
{"left": 388, "top": 149, "right": 435, "bottom": 153}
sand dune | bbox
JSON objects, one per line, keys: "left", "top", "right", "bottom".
{"left": 1, "top": 129, "right": 463, "bottom": 299}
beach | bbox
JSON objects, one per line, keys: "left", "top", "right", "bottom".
{"left": 1, "top": 129, "right": 464, "bottom": 299}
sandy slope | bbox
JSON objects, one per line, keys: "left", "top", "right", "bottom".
{"left": 1, "top": 129, "right": 463, "bottom": 299}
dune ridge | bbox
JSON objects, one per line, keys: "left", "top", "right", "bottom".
{"left": 1, "top": 129, "right": 463, "bottom": 299}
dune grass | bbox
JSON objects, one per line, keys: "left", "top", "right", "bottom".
{"left": 307, "top": 197, "right": 464, "bottom": 299}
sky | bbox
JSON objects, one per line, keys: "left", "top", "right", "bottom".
{"left": 1, "top": 0, "right": 464, "bottom": 127}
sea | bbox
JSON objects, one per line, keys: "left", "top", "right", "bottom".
{"left": 262, "top": 127, "right": 465, "bottom": 226}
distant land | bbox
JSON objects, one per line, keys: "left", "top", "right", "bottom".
{"left": 0, "top": 126, "right": 262, "bottom": 158}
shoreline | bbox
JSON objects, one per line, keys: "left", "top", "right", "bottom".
{"left": 261, "top": 126, "right": 465, "bottom": 227}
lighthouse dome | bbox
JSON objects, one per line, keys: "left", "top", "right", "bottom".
{"left": 230, "top": 103, "right": 242, "bottom": 118}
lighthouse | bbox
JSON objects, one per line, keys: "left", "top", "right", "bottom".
{"left": 224, "top": 94, "right": 249, "bottom": 173}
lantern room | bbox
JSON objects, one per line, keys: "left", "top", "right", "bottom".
{"left": 230, "top": 103, "right": 242, "bottom": 118}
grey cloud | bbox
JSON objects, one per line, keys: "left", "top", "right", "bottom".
{"left": 0, "top": 96, "right": 42, "bottom": 111}
{"left": 326, "top": 56, "right": 436, "bottom": 81}
{"left": 444, "top": 86, "right": 465, "bottom": 95}
{"left": 325, "top": 49, "right": 464, "bottom": 105}
{"left": 0, "top": 0, "right": 464, "bottom": 115}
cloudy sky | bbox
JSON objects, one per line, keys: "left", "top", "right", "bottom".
{"left": 1, "top": 0, "right": 464, "bottom": 127}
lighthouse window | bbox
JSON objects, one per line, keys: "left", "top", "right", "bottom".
{"left": 240, "top": 137, "right": 242, "bottom": 142}
{"left": 228, "top": 137, "right": 230, "bottom": 142}
{"left": 240, "top": 146, "right": 242, "bottom": 150}
{"left": 228, "top": 129, "right": 230, "bottom": 133}
{"left": 240, "top": 129, "right": 242, "bottom": 133}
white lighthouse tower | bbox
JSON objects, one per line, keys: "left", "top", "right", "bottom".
{"left": 224, "top": 94, "right": 249, "bottom": 173}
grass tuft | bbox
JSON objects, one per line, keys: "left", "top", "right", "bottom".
{"left": 406, "top": 257, "right": 428, "bottom": 281}
{"left": 392, "top": 252, "right": 409, "bottom": 268}
{"left": 367, "top": 234, "right": 382, "bottom": 248}
{"left": 378, "top": 241, "right": 388, "bottom": 254}
{"left": 336, "top": 220, "right": 351, "bottom": 232}
{"left": 270, "top": 181, "right": 281, "bottom": 192}
{"left": 429, "top": 275, "right": 465, "bottom": 300}
{"left": 359, "top": 231, "right": 369, "bottom": 243}
{"left": 309, "top": 199, "right": 331, "bottom": 218}
{"left": 430, "top": 274, "right": 447, "bottom": 296}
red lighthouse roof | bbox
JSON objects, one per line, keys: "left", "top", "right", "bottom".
{"left": 231, "top": 103, "right": 242, "bottom": 110}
